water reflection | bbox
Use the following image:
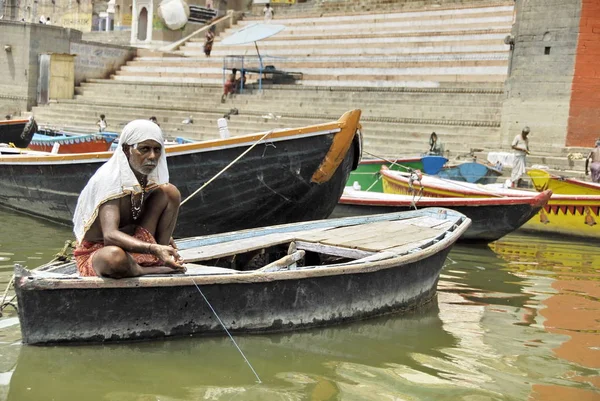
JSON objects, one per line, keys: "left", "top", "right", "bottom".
{"left": 0, "top": 208, "right": 599, "bottom": 400}
{"left": 7, "top": 303, "right": 454, "bottom": 401}
{"left": 489, "top": 234, "right": 600, "bottom": 400}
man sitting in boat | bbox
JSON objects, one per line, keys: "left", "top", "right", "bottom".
{"left": 427, "top": 132, "right": 444, "bottom": 156}
{"left": 72, "top": 120, "right": 185, "bottom": 278}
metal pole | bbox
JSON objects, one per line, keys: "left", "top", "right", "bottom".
{"left": 255, "top": 41, "right": 262, "bottom": 91}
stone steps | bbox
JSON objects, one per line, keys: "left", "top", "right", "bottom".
{"left": 31, "top": 2, "right": 515, "bottom": 159}
{"left": 249, "top": 1, "right": 514, "bottom": 19}
{"left": 242, "top": 5, "right": 514, "bottom": 25}
{"left": 74, "top": 90, "right": 503, "bottom": 108}
{"left": 36, "top": 99, "right": 500, "bottom": 127}
{"left": 71, "top": 91, "right": 502, "bottom": 116}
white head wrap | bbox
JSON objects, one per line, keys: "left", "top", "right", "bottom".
{"left": 72, "top": 120, "right": 169, "bottom": 242}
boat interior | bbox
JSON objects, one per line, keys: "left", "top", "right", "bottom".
{"left": 24, "top": 214, "right": 462, "bottom": 279}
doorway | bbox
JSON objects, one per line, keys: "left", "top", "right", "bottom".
{"left": 137, "top": 7, "right": 148, "bottom": 41}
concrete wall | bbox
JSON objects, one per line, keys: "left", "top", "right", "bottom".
{"left": 0, "top": 21, "right": 81, "bottom": 116}
{"left": 0, "top": 21, "right": 134, "bottom": 116}
{"left": 70, "top": 41, "right": 136, "bottom": 85}
{"left": 566, "top": 0, "right": 600, "bottom": 147}
{"left": 500, "top": 0, "right": 581, "bottom": 152}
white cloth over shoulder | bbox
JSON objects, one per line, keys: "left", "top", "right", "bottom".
{"left": 72, "top": 120, "right": 169, "bottom": 242}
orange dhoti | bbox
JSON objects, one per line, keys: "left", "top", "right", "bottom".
{"left": 73, "top": 226, "right": 161, "bottom": 277}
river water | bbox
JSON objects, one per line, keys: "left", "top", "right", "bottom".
{"left": 0, "top": 206, "right": 598, "bottom": 401}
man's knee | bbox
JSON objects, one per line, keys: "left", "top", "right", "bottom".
{"left": 161, "top": 183, "right": 181, "bottom": 206}
{"left": 93, "top": 246, "right": 132, "bottom": 278}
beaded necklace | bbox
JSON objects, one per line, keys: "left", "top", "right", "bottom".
{"left": 131, "top": 177, "right": 147, "bottom": 221}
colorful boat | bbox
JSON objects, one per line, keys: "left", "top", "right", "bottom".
{"left": 28, "top": 132, "right": 116, "bottom": 154}
{"left": 335, "top": 186, "right": 550, "bottom": 242}
{"left": 527, "top": 168, "right": 600, "bottom": 195}
{"left": 0, "top": 118, "right": 36, "bottom": 148}
{"left": 437, "top": 161, "right": 503, "bottom": 184}
{"left": 347, "top": 156, "right": 447, "bottom": 193}
{"left": 381, "top": 168, "right": 600, "bottom": 239}
{"left": 0, "top": 110, "right": 362, "bottom": 238}
{"left": 15, "top": 208, "right": 470, "bottom": 344}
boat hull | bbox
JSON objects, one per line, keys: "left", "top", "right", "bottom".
{"left": 382, "top": 169, "right": 600, "bottom": 239}
{"left": 0, "top": 119, "right": 31, "bottom": 148}
{"left": 28, "top": 133, "right": 114, "bottom": 153}
{"left": 14, "top": 208, "right": 469, "bottom": 344}
{"left": 0, "top": 111, "right": 361, "bottom": 237}
{"left": 520, "top": 198, "right": 600, "bottom": 238}
{"left": 16, "top": 250, "right": 448, "bottom": 344}
{"left": 334, "top": 191, "right": 549, "bottom": 242}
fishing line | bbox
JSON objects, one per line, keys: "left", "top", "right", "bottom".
{"left": 190, "top": 278, "right": 262, "bottom": 384}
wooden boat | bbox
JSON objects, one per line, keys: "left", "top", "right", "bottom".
{"left": 14, "top": 208, "right": 471, "bottom": 344}
{"left": 335, "top": 186, "right": 551, "bottom": 242}
{"left": 381, "top": 168, "right": 600, "bottom": 239}
{"left": 347, "top": 156, "right": 447, "bottom": 193}
{"left": 437, "top": 161, "right": 503, "bottom": 184}
{"left": 28, "top": 132, "right": 116, "bottom": 154}
{"left": 0, "top": 118, "right": 36, "bottom": 148}
{"left": 0, "top": 110, "right": 362, "bottom": 237}
{"left": 527, "top": 168, "right": 600, "bottom": 195}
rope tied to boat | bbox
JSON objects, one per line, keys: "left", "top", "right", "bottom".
{"left": 180, "top": 130, "right": 274, "bottom": 206}
{"left": 408, "top": 169, "right": 424, "bottom": 210}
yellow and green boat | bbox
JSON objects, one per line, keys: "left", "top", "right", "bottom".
{"left": 527, "top": 169, "right": 600, "bottom": 195}
{"left": 381, "top": 168, "right": 600, "bottom": 239}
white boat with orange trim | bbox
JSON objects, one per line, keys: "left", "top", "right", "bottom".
{"left": 380, "top": 168, "right": 600, "bottom": 239}
{"left": 335, "top": 186, "right": 550, "bottom": 242}
{"left": 0, "top": 110, "right": 363, "bottom": 237}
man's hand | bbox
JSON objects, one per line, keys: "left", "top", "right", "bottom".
{"left": 150, "top": 244, "right": 185, "bottom": 271}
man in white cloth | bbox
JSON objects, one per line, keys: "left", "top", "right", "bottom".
{"left": 263, "top": 3, "right": 274, "bottom": 22}
{"left": 72, "top": 120, "right": 185, "bottom": 278}
{"left": 510, "top": 126, "right": 530, "bottom": 188}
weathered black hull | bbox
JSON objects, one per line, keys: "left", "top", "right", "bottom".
{"left": 0, "top": 132, "right": 356, "bottom": 237}
{"left": 15, "top": 247, "right": 450, "bottom": 344}
{"left": 333, "top": 202, "right": 541, "bottom": 242}
{"left": 0, "top": 120, "right": 30, "bottom": 148}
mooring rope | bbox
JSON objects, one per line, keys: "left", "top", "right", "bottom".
{"left": 190, "top": 278, "right": 262, "bottom": 384}
{"left": 181, "top": 130, "right": 273, "bottom": 206}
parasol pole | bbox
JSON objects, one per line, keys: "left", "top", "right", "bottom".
{"left": 255, "top": 41, "right": 263, "bottom": 91}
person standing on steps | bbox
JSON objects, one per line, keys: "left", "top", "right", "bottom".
{"left": 510, "top": 126, "right": 531, "bottom": 188}
{"left": 585, "top": 139, "right": 600, "bottom": 183}
{"left": 204, "top": 25, "right": 216, "bottom": 57}
{"left": 263, "top": 3, "right": 274, "bottom": 22}
{"left": 97, "top": 114, "right": 108, "bottom": 132}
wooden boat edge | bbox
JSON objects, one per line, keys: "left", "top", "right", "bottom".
{"left": 15, "top": 210, "right": 470, "bottom": 290}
